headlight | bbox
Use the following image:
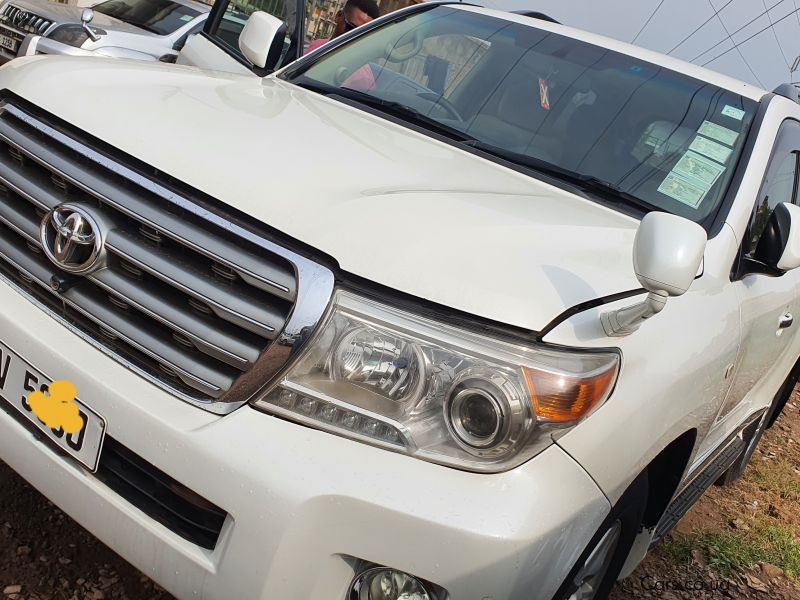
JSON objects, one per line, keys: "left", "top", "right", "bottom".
{"left": 48, "top": 25, "right": 104, "bottom": 48}
{"left": 252, "top": 290, "right": 619, "bottom": 472}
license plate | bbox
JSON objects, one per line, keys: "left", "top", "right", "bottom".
{"left": 0, "top": 340, "right": 105, "bottom": 471}
{"left": 0, "top": 34, "right": 16, "bottom": 53}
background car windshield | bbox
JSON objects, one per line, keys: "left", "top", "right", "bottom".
{"left": 290, "top": 6, "right": 758, "bottom": 223}
{"left": 94, "top": 0, "right": 200, "bottom": 35}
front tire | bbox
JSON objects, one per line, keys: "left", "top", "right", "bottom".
{"left": 554, "top": 473, "right": 648, "bottom": 600}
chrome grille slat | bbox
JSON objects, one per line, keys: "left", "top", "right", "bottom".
{"left": 0, "top": 193, "right": 40, "bottom": 243}
{"left": 0, "top": 119, "right": 297, "bottom": 301}
{"left": 106, "top": 230, "right": 281, "bottom": 338}
{"left": 90, "top": 269, "right": 263, "bottom": 369}
{"left": 63, "top": 287, "right": 234, "bottom": 398}
{"left": 0, "top": 151, "right": 62, "bottom": 210}
{"left": 0, "top": 223, "right": 55, "bottom": 284}
{"left": 0, "top": 223, "right": 235, "bottom": 398}
{"left": 0, "top": 5, "right": 53, "bottom": 35}
{"left": 0, "top": 101, "right": 335, "bottom": 414}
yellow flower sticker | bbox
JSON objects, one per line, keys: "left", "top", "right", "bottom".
{"left": 28, "top": 380, "right": 84, "bottom": 435}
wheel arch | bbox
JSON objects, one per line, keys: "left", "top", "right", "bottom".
{"left": 641, "top": 428, "right": 697, "bottom": 529}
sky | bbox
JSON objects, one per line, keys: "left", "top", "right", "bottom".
{"left": 480, "top": 0, "right": 800, "bottom": 91}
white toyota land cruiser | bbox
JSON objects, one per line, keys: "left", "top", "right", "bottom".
{"left": 0, "top": 3, "right": 799, "bottom": 600}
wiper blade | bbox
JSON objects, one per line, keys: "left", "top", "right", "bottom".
{"left": 462, "top": 140, "right": 653, "bottom": 210}
{"left": 292, "top": 78, "right": 475, "bottom": 143}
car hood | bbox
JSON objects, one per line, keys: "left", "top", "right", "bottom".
{"left": 0, "top": 57, "right": 642, "bottom": 333}
{"left": 8, "top": 0, "right": 152, "bottom": 35}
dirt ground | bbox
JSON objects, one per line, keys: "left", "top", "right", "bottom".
{"left": 1, "top": 395, "right": 799, "bottom": 599}
{"left": 611, "top": 389, "right": 800, "bottom": 600}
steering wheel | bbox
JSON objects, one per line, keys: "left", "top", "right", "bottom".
{"left": 417, "top": 92, "right": 465, "bottom": 122}
{"left": 384, "top": 27, "right": 424, "bottom": 62}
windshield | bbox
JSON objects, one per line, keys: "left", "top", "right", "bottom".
{"left": 93, "top": 0, "right": 201, "bottom": 35}
{"left": 286, "top": 6, "right": 758, "bottom": 224}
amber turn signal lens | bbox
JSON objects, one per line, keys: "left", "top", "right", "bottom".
{"left": 523, "top": 361, "right": 619, "bottom": 423}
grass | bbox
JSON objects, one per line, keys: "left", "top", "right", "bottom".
{"left": 750, "top": 458, "right": 800, "bottom": 501}
{"left": 662, "top": 524, "right": 800, "bottom": 578}
{"left": 651, "top": 402, "right": 800, "bottom": 589}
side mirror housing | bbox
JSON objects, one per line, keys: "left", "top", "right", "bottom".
{"left": 753, "top": 202, "right": 800, "bottom": 271}
{"left": 602, "top": 212, "right": 707, "bottom": 337}
{"left": 632, "top": 211, "right": 708, "bottom": 296}
{"left": 80, "top": 8, "right": 100, "bottom": 42}
{"left": 238, "top": 11, "right": 286, "bottom": 71}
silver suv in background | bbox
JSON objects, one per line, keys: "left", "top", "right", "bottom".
{"left": 1, "top": 0, "right": 209, "bottom": 63}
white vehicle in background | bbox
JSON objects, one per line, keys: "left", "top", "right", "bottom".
{"left": 0, "top": 0, "right": 209, "bottom": 63}
{"left": 1, "top": 2, "right": 800, "bottom": 600}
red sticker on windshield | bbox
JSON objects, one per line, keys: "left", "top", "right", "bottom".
{"left": 539, "top": 78, "right": 551, "bottom": 111}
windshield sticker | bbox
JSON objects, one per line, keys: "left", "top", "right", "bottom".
{"left": 673, "top": 151, "right": 726, "bottom": 188}
{"left": 658, "top": 173, "right": 707, "bottom": 208}
{"left": 689, "top": 136, "right": 732, "bottom": 164}
{"left": 721, "top": 105, "right": 746, "bottom": 121}
{"left": 698, "top": 121, "right": 739, "bottom": 146}
{"left": 180, "top": 14, "right": 194, "bottom": 21}
{"left": 538, "top": 78, "right": 551, "bottom": 111}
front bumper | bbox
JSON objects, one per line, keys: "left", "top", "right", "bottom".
{"left": 0, "top": 281, "right": 610, "bottom": 600}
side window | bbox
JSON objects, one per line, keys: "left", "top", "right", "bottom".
{"left": 306, "top": 0, "right": 341, "bottom": 43}
{"left": 747, "top": 121, "right": 800, "bottom": 255}
{"left": 206, "top": 0, "right": 294, "bottom": 66}
{"left": 304, "top": 0, "right": 418, "bottom": 50}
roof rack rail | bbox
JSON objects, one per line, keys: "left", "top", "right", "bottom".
{"left": 773, "top": 83, "right": 800, "bottom": 103}
{"left": 512, "top": 10, "right": 560, "bottom": 23}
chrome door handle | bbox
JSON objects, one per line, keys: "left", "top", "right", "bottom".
{"left": 779, "top": 313, "right": 794, "bottom": 329}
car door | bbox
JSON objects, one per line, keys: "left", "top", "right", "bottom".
{"left": 717, "top": 119, "right": 800, "bottom": 428}
{"left": 177, "top": 0, "right": 303, "bottom": 74}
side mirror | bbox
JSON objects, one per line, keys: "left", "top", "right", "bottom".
{"left": 602, "top": 212, "right": 707, "bottom": 337}
{"left": 632, "top": 211, "right": 708, "bottom": 296}
{"left": 238, "top": 11, "right": 286, "bottom": 71}
{"left": 754, "top": 202, "right": 800, "bottom": 271}
{"left": 80, "top": 8, "right": 100, "bottom": 42}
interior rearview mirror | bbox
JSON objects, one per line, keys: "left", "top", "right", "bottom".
{"left": 238, "top": 11, "right": 286, "bottom": 71}
{"left": 753, "top": 202, "right": 800, "bottom": 271}
{"left": 602, "top": 212, "right": 707, "bottom": 337}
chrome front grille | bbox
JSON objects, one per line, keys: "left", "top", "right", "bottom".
{"left": 0, "top": 100, "right": 334, "bottom": 413}
{"left": 0, "top": 5, "right": 53, "bottom": 35}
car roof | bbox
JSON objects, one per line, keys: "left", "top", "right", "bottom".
{"left": 445, "top": 3, "right": 767, "bottom": 102}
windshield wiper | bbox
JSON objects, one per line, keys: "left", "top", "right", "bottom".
{"left": 462, "top": 140, "right": 655, "bottom": 211}
{"left": 292, "top": 78, "right": 476, "bottom": 143}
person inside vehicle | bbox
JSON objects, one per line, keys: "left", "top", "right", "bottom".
{"left": 306, "top": 0, "right": 381, "bottom": 54}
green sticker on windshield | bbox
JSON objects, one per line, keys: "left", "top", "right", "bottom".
{"left": 180, "top": 14, "right": 194, "bottom": 21}
{"left": 673, "top": 151, "right": 726, "bottom": 187}
{"left": 658, "top": 150, "right": 727, "bottom": 209}
{"left": 658, "top": 173, "right": 707, "bottom": 208}
{"left": 689, "top": 136, "right": 732, "bottom": 164}
{"left": 698, "top": 121, "right": 739, "bottom": 146}
{"left": 722, "top": 105, "right": 745, "bottom": 121}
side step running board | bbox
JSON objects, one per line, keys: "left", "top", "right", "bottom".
{"left": 652, "top": 436, "right": 746, "bottom": 543}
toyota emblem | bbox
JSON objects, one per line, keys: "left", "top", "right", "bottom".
{"left": 40, "top": 204, "right": 105, "bottom": 275}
